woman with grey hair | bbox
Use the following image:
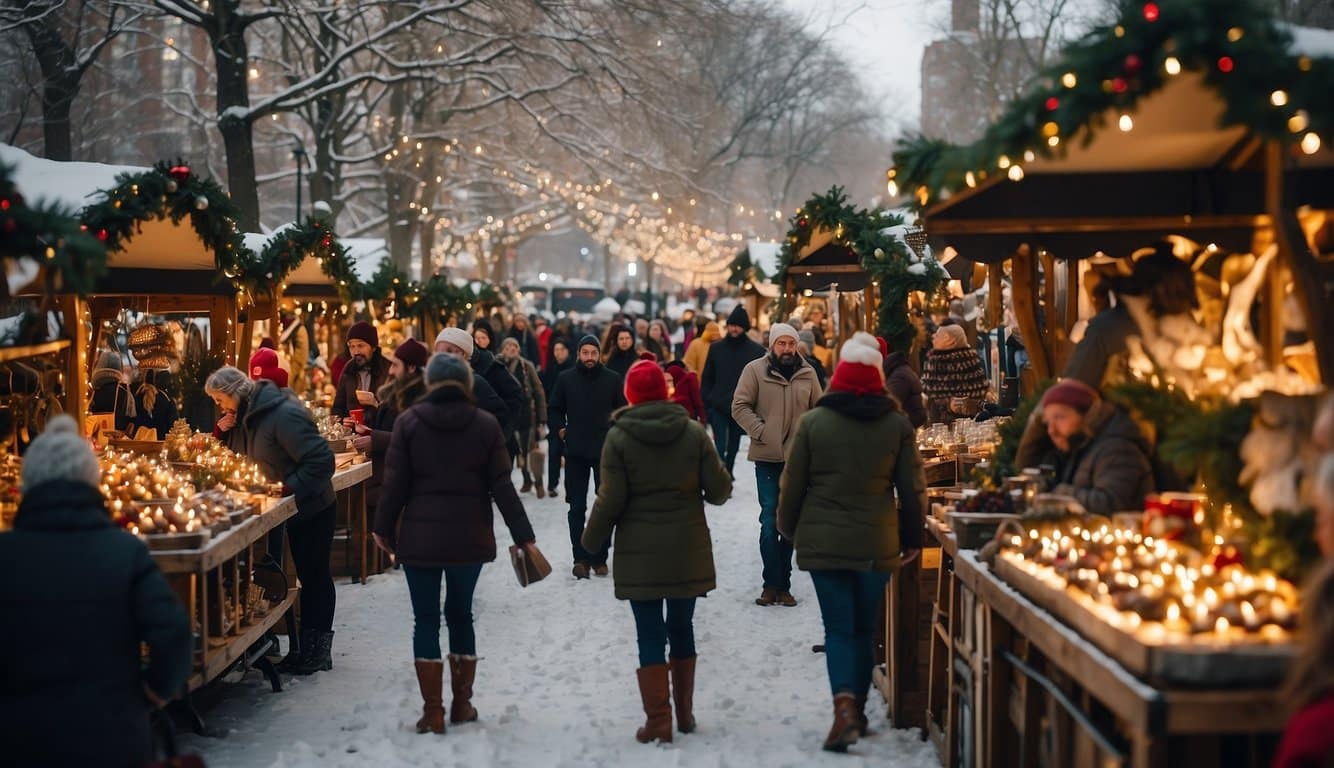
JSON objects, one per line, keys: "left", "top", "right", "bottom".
{"left": 374, "top": 353, "right": 540, "bottom": 735}
{"left": 0, "top": 415, "right": 191, "bottom": 767}
{"left": 206, "top": 365, "right": 336, "bottom": 675}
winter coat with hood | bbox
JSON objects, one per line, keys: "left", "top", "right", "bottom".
{"left": 221, "top": 379, "right": 336, "bottom": 518}
{"left": 373, "top": 383, "right": 535, "bottom": 567}
{"left": 472, "top": 347, "right": 524, "bottom": 438}
{"left": 884, "top": 351, "right": 927, "bottom": 429}
{"left": 700, "top": 330, "right": 766, "bottom": 414}
{"left": 365, "top": 373, "right": 427, "bottom": 506}
{"left": 605, "top": 346, "right": 640, "bottom": 378}
{"left": 731, "top": 354, "right": 823, "bottom": 464}
{"left": 683, "top": 322, "right": 720, "bottom": 375}
{"left": 776, "top": 392, "right": 926, "bottom": 572}
{"left": 332, "top": 351, "right": 391, "bottom": 418}
{"left": 547, "top": 361, "right": 627, "bottom": 461}
{"left": 1015, "top": 399, "right": 1154, "bottom": 515}
{"left": 581, "top": 400, "right": 732, "bottom": 600}
{"left": 0, "top": 480, "right": 192, "bottom": 768}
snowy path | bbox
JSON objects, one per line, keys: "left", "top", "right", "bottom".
{"left": 186, "top": 445, "right": 940, "bottom": 767}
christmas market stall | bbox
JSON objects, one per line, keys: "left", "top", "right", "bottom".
{"left": 881, "top": 1, "right": 1332, "bottom": 765}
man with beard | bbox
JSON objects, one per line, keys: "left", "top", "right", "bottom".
{"left": 541, "top": 338, "right": 574, "bottom": 496}
{"left": 332, "top": 321, "right": 391, "bottom": 419}
{"left": 700, "top": 306, "right": 765, "bottom": 478}
{"left": 548, "top": 335, "right": 625, "bottom": 579}
{"left": 433, "top": 327, "right": 513, "bottom": 437}
{"left": 732, "top": 323, "right": 823, "bottom": 607}
{"left": 499, "top": 337, "right": 548, "bottom": 498}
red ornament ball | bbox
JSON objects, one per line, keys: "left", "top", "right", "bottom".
{"left": 1143, "top": 2, "right": 1160, "bottom": 22}
{"left": 1209, "top": 545, "right": 1244, "bottom": 570}
{"left": 1124, "top": 54, "right": 1142, "bottom": 74}
{"left": 168, "top": 165, "right": 191, "bottom": 182}
{"left": 1217, "top": 56, "right": 1234, "bottom": 73}
{"left": 96, "top": 228, "right": 109, "bottom": 241}
{"left": 1112, "top": 77, "right": 1129, "bottom": 93}
{"left": 798, "top": 217, "right": 808, "bottom": 228}
{"left": 1045, "top": 96, "right": 1060, "bottom": 111}
{"left": 0, "top": 198, "right": 9, "bottom": 211}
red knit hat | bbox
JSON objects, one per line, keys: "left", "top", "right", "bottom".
{"left": 249, "top": 348, "right": 289, "bottom": 389}
{"left": 393, "top": 338, "right": 429, "bottom": 370}
{"left": 1041, "top": 379, "right": 1100, "bottom": 412}
{"left": 828, "top": 332, "right": 885, "bottom": 396}
{"left": 624, "top": 359, "right": 669, "bottom": 405}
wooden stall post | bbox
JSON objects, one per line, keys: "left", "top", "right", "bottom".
{"left": 1010, "top": 245, "right": 1051, "bottom": 380}
{"left": 58, "top": 293, "right": 87, "bottom": 430}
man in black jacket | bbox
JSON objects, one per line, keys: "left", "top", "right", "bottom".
{"left": 548, "top": 334, "right": 626, "bottom": 579}
{"left": 701, "top": 305, "right": 765, "bottom": 477}
{"left": 435, "top": 327, "right": 517, "bottom": 442}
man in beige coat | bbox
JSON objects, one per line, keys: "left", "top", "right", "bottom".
{"left": 732, "top": 322, "right": 823, "bottom": 606}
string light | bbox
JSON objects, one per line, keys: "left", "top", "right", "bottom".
{"left": 1164, "top": 56, "right": 1181, "bottom": 75}
{"left": 1301, "top": 132, "right": 1321, "bottom": 154}
{"left": 1270, "top": 90, "right": 1288, "bottom": 107}
{"left": 1119, "top": 113, "right": 1134, "bottom": 132}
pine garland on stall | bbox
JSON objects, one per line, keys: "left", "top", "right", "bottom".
{"left": 0, "top": 164, "right": 108, "bottom": 297}
{"left": 255, "top": 215, "right": 357, "bottom": 299}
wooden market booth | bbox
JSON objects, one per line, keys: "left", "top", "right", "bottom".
{"left": 880, "top": 5, "right": 1333, "bottom": 766}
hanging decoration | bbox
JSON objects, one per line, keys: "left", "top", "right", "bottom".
{"left": 888, "top": 0, "right": 1334, "bottom": 208}
{"left": 79, "top": 160, "right": 253, "bottom": 285}
{"left": 774, "top": 187, "right": 947, "bottom": 351}
{"left": 0, "top": 164, "right": 108, "bottom": 297}
{"left": 256, "top": 215, "right": 357, "bottom": 299}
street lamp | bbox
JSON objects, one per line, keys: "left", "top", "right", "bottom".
{"left": 292, "top": 143, "right": 308, "bottom": 224}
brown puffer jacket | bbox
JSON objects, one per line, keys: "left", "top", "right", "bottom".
{"left": 373, "top": 383, "right": 535, "bottom": 567}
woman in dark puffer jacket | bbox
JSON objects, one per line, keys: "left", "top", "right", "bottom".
{"left": 374, "top": 353, "right": 541, "bottom": 736}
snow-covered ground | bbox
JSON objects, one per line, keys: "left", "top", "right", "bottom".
{"left": 185, "top": 444, "right": 941, "bottom": 767}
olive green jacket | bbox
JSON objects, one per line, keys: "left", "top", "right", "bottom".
{"left": 581, "top": 400, "right": 733, "bottom": 600}
{"left": 776, "top": 392, "right": 927, "bottom": 571}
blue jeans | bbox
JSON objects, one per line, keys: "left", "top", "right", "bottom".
{"left": 566, "top": 454, "right": 608, "bottom": 566}
{"left": 707, "top": 407, "right": 743, "bottom": 476}
{"left": 756, "top": 461, "right": 793, "bottom": 592}
{"left": 630, "top": 598, "right": 697, "bottom": 667}
{"left": 810, "top": 569, "right": 892, "bottom": 697}
{"left": 403, "top": 563, "right": 484, "bottom": 659}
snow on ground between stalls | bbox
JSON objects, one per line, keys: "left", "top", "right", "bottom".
{"left": 185, "top": 440, "right": 941, "bottom": 767}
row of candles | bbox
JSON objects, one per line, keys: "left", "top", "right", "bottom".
{"left": 1000, "top": 521, "right": 1297, "bottom": 645}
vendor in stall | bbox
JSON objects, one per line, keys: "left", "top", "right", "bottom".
{"left": 1015, "top": 379, "right": 1154, "bottom": 515}
{"left": 89, "top": 349, "right": 135, "bottom": 432}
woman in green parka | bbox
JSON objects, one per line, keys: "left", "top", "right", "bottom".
{"left": 777, "top": 332, "right": 927, "bottom": 753}
{"left": 582, "top": 359, "right": 732, "bottom": 745}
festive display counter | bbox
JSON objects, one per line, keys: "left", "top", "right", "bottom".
{"left": 916, "top": 514, "right": 1288, "bottom": 768}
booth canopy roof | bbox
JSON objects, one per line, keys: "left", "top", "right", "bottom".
{"left": 3, "top": 144, "right": 226, "bottom": 272}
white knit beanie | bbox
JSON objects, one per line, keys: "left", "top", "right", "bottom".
{"left": 22, "top": 414, "right": 100, "bottom": 490}
{"left": 768, "top": 322, "right": 799, "bottom": 349}
{"left": 434, "top": 326, "right": 474, "bottom": 357}
{"left": 839, "top": 331, "right": 884, "bottom": 369}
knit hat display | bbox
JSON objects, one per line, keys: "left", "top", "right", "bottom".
{"left": 425, "top": 352, "right": 474, "bottom": 390}
{"left": 768, "top": 322, "right": 798, "bottom": 348}
{"left": 829, "top": 332, "right": 886, "bottom": 396}
{"left": 933, "top": 324, "right": 968, "bottom": 350}
{"left": 347, "top": 320, "right": 378, "bottom": 348}
{"left": 434, "top": 327, "right": 474, "bottom": 356}
{"left": 624, "top": 359, "right": 669, "bottom": 405}
{"left": 578, "top": 334, "right": 601, "bottom": 352}
{"left": 248, "top": 348, "right": 289, "bottom": 389}
{"left": 1041, "top": 379, "right": 1100, "bottom": 413}
{"left": 726, "top": 305, "right": 752, "bottom": 332}
{"left": 22, "top": 415, "right": 100, "bottom": 490}
{"left": 393, "top": 338, "right": 429, "bottom": 370}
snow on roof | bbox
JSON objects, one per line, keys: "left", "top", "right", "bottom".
{"left": 1284, "top": 23, "right": 1334, "bottom": 60}
{"left": 747, "top": 240, "right": 782, "bottom": 279}
{"left": 0, "top": 143, "right": 143, "bottom": 211}
{"left": 342, "top": 237, "right": 389, "bottom": 281}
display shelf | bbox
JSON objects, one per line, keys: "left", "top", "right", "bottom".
{"left": 152, "top": 496, "right": 296, "bottom": 574}
{"left": 0, "top": 338, "right": 71, "bottom": 362}
{"left": 187, "top": 588, "right": 297, "bottom": 692}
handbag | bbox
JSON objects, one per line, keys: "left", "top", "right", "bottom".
{"left": 509, "top": 542, "right": 552, "bottom": 587}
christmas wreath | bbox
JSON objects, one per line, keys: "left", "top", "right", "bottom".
{"left": 0, "top": 164, "right": 108, "bottom": 297}
{"left": 255, "top": 215, "right": 358, "bottom": 299}
{"left": 776, "top": 187, "right": 946, "bottom": 351}
{"left": 79, "top": 161, "right": 252, "bottom": 285}
{"left": 889, "top": 0, "right": 1334, "bottom": 208}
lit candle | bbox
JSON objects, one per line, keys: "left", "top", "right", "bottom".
{"left": 1240, "top": 601, "right": 1259, "bottom": 631}
{"left": 1214, "top": 616, "right": 1231, "bottom": 638}
{"left": 1204, "top": 587, "right": 1219, "bottom": 609}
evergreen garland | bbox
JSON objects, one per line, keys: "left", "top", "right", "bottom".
{"left": 357, "top": 256, "right": 407, "bottom": 303}
{"left": 79, "top": 160, "right": 253, "bottom": 285}
{"left": 255, "top": 215, "right": 357, "bottom": 299}
{"left": 0, "top": 164, "right": 108, "bottom": 297}
{"left": 775, "top": 187, "right": 946, "bottom": 351}
{"left": 890, "top": 0, "right": 1334, "bottom": 208}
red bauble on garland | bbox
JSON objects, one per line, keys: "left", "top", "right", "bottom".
{"left": 1112, "top": 77, "right": 1129, "bottom": 93}
{"left": 1217, "top": 56, "right": 1234, "bottom": 73}
{"left": 797, "top": 217, "right": 808, "bottom": 228}
{"left": 1045, "top": 96, "right": 1060, "bottom": 111}
{"left": 96, "top": 228, "right": 109, "bottom": 242}
{"left": 1124, "top": 54, "right": 1142, "bottom": 74}
{"left": 168, "top": 165, "right": 191, "bottom": 182}
{"left": 1143, "top": 2, "right": 1160, "bottom": 22}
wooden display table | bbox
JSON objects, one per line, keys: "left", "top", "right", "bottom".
{"left": 329, "top": 458, "right": 376, "bottom": 583}
{"left": 923, "top": 517, "right": 1285, "bottom": 768}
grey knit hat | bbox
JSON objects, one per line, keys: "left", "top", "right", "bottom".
{"left": 22, "top": 414, "right": 100, "bottom": 490}
{"left": 424, "top": 352, "right": 473, "bottom": 392}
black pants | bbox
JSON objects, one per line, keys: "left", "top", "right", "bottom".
{"left": 547, "top": 433, "right": 564, "bottom": 491}
{"left": 566, "top": 454, "right": 608, "bottom": 566}
{"left": 288, "top": 503, "right": 337, "bottom": 633}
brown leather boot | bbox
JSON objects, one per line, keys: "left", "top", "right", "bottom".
{"left": 822, "top": 693, "right": 861, "bottom": 752}
{"left": 635, "top": 665, "right": 673, "bottom": 744}
{"left": 447, "top": 655, "right": 479, "bottom": 724}
{"left": 669, "top": 656, "right": 697, "bottom": 734}
{"left": 413, "top": 659, "right": 445, "bottom": 734}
